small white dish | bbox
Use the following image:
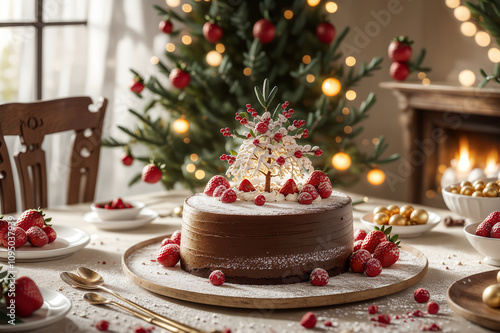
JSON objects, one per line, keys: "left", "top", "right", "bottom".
{"left": 90, "top": 200, "right": 145, "bottom": 221}
{"left": 464, "top": 222, "right": 500, "bottom": 266}
{"left": 360, "top": 211, "right": 441, "bottom": 238}
{"left": 84, "top": 208, "right": 158, "bottom": 230}
{"left": 0, "top": 287, "right": 71, "bottom": 332}
{"left": 0, "top": 225, "right": 90, "bottom": 262}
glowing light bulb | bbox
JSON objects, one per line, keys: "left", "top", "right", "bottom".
{"left": 458, "top": 69, "right": 476, "bottom": 87}
{"left": 325, "top": 1, "right": 338, "bottom": 13}
{"left": 173, "top": 118, "right": 189, "bottom": 133}
{"left": 460, "top": 22, "right": 476, "bottom": 37}
{"left": 322, "top": 78, "right": 341, "bottom": 96}
{"left": 345, "top": 56, "right": 356, "bottom": 67}
{"left": 332, "top": 152, "right": 352, "bottom": 171}
{"left": 367, "top": 169, "right": 385, "bottom": 185}
{"left": 475, "top": 31, "right": 491, "bottom": 47}
{"left": 488, "top": 47, "right": 500, "bottom": 63}
{"left": 195, "top": 170, "right": 206, "bottom": 179}
{"left": 454, "top": 6, "right": 471, "bottom": 21}
{"left": 307, "top": 0, "right": 321, "bottom": 6}
{"left": 206, "top": 50, "right": 222, "bottom": 67}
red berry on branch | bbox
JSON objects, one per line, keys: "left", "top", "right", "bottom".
{"left": 253, "top": 139, "right": 260, "bottom": 145}
{"left": 253, "top": 19, "right": 276, "bottom": 44}
{"left": 121, "top": 153, "right": 134, "bottom": 166}
{"left": 203, "top": 22, "right": 223, "bottom": 43}
{"left": 274, "top": 132, "right": 283, "bottom": 142}
{"left": 256, "top": 122, "right": 268, "bottom": 134}
{"left": 316, "top": 22, "right": 336, "bottom": 44}
{"left": 294, "top": 151, "right": 303, "bottom": 158}
{"left": 240, "top": 118, "right": 247, "bottom": 125}
{"left": 169, "top": 68, "right": 190, "bottom": 89}
{"left": 388, "top": 37, "right": 412, "bottom": 62}
{"left": 130, "top": 80, "right": 144, "bottom": 93}
{"left": 390, "top": 61, "right": 410, "bottom": 81}
{"left": 314, "top": 149, "right": 323, "bottom": 156}
{"left": 142, "top": 164, "right": 162, "bottom": 184}
{"left": 276, "top": 156, "right": 286, "bottom": 165}
{"left": 159, "top": 20, "right": 173, "bottom": 34}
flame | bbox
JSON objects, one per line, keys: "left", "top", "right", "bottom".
{"left": 456, "top": 137, "right": 474, "bottom": 174}
{"left": 485, "top": 149, "right": 499, "bottom": 175}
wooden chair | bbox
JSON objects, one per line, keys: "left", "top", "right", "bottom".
{"left": 0, "top": 96, "right": 107, "bottom": 213}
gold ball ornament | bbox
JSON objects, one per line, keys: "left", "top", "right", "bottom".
{"left": 460, "top": 186, "right": 474, "bottom": 196}
{"left": 486, "top": 181, "right": 499, "bottom": 189}
{"left": 449, "top": 185, "right": 460, "bottom": 193}
{"left": 473, "top": 179, "right": 485, "bottom": 187}
{"left": 460, "top": 180, "right": 472, "bottom": 188}
{"left": 373, "top": 206, "right": 390, "bottom": 216}
{"left": 482, "top": 284, "right": 500, "bottom": 308}
{"left": 474, "top": 183, "right": 485, "bottom": 192}
{"left": 387, "top": 205, "right": 400, "bottom": 216}
{"left": 389, "top": 214, "right": 406, "bottom": 226}
{"left": 472, "top": 191, "right": 484, "bottom": 197}
{"left": 410, "top": 209, "right": 429, "bottom": 225}
{"left": 173, "top": 206, "right": 183, "bottom": 217}
{"left": 373, "top": 212, "right": 389, "bottom": 225}
{"left": 483, "top": 186, "right": 498, "bottom": 197}
{"left": 399, "top": 204, "right": 414, "bottom": 218}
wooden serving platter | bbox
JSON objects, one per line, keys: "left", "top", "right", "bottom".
{"left": 122, "top": 235, "right": 428, "bottom": 309}
{"left": 447, "top": 270, "right": 500, "bottom": 331}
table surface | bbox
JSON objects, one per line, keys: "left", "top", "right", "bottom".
{"left": 5, "top": 190, "right": 496, "bottom": 333}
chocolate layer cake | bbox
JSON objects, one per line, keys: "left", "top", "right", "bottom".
{"left": 180, "top": 191, "right": 353, "bottom": 285}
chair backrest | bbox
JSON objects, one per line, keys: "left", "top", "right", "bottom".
{"left": 0, "top": 96, "right": 107, "bottom": 213}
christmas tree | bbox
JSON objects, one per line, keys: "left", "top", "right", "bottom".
{"left": 103, "top": 0, "right": 399, "bottom": 191}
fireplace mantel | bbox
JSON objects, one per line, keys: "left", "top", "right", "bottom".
{"left": 381, "top": 82, "right": 500, "bottom": 207}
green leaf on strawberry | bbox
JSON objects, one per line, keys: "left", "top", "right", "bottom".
{"left": 373, "top": 225, "right": 401, "bottom": 247}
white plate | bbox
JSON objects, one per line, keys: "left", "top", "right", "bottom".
{"left": 360, "top": 211, "right": 441, "bottom": 238}
{"left": 0, "top": 287, "right": 71, "bottom": 332}
{"left": 83, "top": 208, "right": 158, "bottom": 230}
{"left": 0, "top": 225, "right": 90, "bottom": 262}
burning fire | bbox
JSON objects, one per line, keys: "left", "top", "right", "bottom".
{"left": 485, "top": 149, "right": 499, "bottom": 177}
{"left": 456, "top": 137, "right": 474, "bottom": 175}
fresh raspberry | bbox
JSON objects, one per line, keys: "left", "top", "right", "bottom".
{"left": 274, "top": 132, "right": 283, "bottom": 142}
{"left": 156, "top": 244, "right": 180, "bottom": 267}
{"left": 377, "top": 314, "right": 390, "bottom": 324}
{"left": 26, "top": 226, "right": 49, "bottom": 247}
{"left": 204, "top": 176, "right": 231, "bottom": 196}
{"left": 279, "top": 179, "right": 298, "bottom": 196}
{"left": 298, "top": 192, "right": 313, "bottom": 205}
{"left": 209, "top": 270, "right": 225, "bottom": 286}
{"left": 213, "top": 185, "right": 228, "bottom": 197}
{"left": 349, "top": 249, "right": 372, "bottom": 273}
{"left": 254, "top": 194, "right": 266, "bottom": 206}
{"left": 170, "top": 230, "right": 181, "bottom": 246}
{"left": 134, "top": 326, "right": 147, "bottom": 333}
{"left": 324, "top": 320, "right": 332, "bottom": 327}
{"left": 42, "top": 225, "right": 57, "bottom": 243}
{"left": 220, "top": 188, "right": 237, "bottom": 203}
{"left": 414, "top": 288, "right": 430, "bottom": 303}
{"left": 96, "top": 320, "right": 109, "bottom": 331}
{"left": 314, "top": 149, "right": 323, "bottom": 156}
{"left": 373, "top": 241, "right": 400, "bottom": 267}
{"left": 160, "top": 238, "right": 175, "bottom": 247}
{"left": 412, "top": 310, "right": 424, "bottom": 317}
{"left": 256, "top": 122, "right": 268, "bottom": 134}
{"left": 238, "top": 179, "right": 255, "bottom": 192}
{"left": 309, "top": 268, "right": 329, "bottom": 286}
{"left": 354, "top": 229, "right": 367, "bottom": 242}
{"left": 483, "top": 211, "right": 500, "bottom": 227}
{"left": 361, "top": 230, "right": 387, "bottom": 254}
{"left": 490, "top": 222, "right": 500, "bottom": 238}
{"left": 300, "top": 312, "right": 317, "bottom": 329}
{"left": 427, "top": 301, "right": 439, "bottom": 314}
{"left": 294, "top": 151, "right": 303, "bottom": 158}
{"left": 276, "top": 156, "right": 286, "bottom": 165}
{"left": 368, "top": 305, "right": 379, "bottom": 314}
{"left": 301, "top": 184, "right": 319, "bottom": 200}
{"left": 364, "top": 258, "right": 383, "bottom": 277}
{"left": 305, "top": 170, "right": 331, "bottom": 188}
{"left": 317, "top": 181, "right": 332, "bottom": 199}
{"left": 353, "top": 240, "right": 363, "bottom": 252}
{"left": 475, "top": 221, "right": 492, "bottom": 237}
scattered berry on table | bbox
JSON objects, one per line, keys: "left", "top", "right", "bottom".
{"left": 376, "top": 314, "right": 391, "bottom": 324}
{"left": 324, "top": 320, "right": 332, "bottom": 327}
{"left": 414, "top": 288, "right": 430, "bottom": 303}
{"left": 426, "top": 301, "right": 439, "bottom": 314}
{"left": 309, "top": 268, "right": 329, "bottom": 286}
{"left": 368, "top": 305, "right": 379, "bottom": 314}
{"left": 95, "top": 320, "right": 109, "bottom": 331}
{"left": 209, "top": 270, "right": 225, "bottom": 286}
{"left": 300, "top": 311, "right": 317, "bottom": 329}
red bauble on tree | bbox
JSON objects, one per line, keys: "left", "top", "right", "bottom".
{"left": 253, "top": 19, "right": 276, "bottom": 44}
{"left": 388, "top": 36, "right": 412, "bottom": 62}
{"left": 315, "top": 22, "right": 336, "bottom": 44}
{"left": 203, "top": 22, "right": 222, "bottom": 43}
{"left": 390, "top": 62, "right": 409, "bottom": 81}
{"left": 159, "top": 20, "right": 173, "bottom": 34}
{"left": 130, "top": 78, "right": 144, "bottom": 93}
{"left": 169, "top": 68, "right": 190, "bottom": 89}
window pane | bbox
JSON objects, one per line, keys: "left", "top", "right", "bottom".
{"left": 0, "top": 0, "right": 36, "bottom": 22}
{"left": 43, "top": 0, "right": 88, "bottom": 22}
{"left": 0, "top": 27, "right": 36, "bottom": 102}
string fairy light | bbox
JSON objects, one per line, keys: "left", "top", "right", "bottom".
{"left": 321, "top": 78, "right": 341, "bottom": 96}
{"left": 173, "top": 118, "right": 190, "bottom": 133}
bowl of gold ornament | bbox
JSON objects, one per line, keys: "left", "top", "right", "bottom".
{"left": 464, "top": 222, "right": 500, "bottom": 266}
{"left": 360, "top": 204, "right": 441, "bottom": 238}
{"left": 442, "top": 179, "right": 500, "bottom": 223}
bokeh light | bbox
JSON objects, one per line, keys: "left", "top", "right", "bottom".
{"left": 367, "top": 169, "right": 386, "bottom": 185}
{"left": 206, "top": 50, "right": 223, "bottom": 66}
{"left": 332, "top": 152, "right": 352, "bottom": 170}
{"left": 307, "top": 0, "right": 321, "bottom": 6}
{"left": 458, "top": 69, "right": 476, "bottom": 87}
{"left": 345, "top": 90, "right": 356, "bottom": 100}
{"left": 195, "top": 170, "right": 206, "bottom": 179}
{"left": 460, "top": 22, "right": 476, "bottom": 37}
{"left": 475, "top": 31, "right": 491, "bottom": 47}
{"left": 345, "top": 56, "right": 356, "bottom": 67}
{"left": 488, "top": 47, "right": 500, "bottom": 63}
{"left": 173, "top": 118, "right": 190, "bottom": 133}
{"left": 325, "top": 1, "right": 338, "bottom": 13}
{"left": 322, "top": 78, "right": 341, "bottom": 96}
{"left": 454, "top": 6, "right": 471, "bottom": 21}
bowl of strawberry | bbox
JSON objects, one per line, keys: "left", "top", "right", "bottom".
{"left": 90, "top": 197, "right": 145, "bottom": 221}
{"left": 464, "top": 211, "right": 500, "bottom": 266}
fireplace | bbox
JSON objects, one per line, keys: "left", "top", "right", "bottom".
{"left": 381, "top": 82, "right": 500, "bottom": 208}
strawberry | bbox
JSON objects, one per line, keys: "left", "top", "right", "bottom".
{"left": 305, "top": 170, "right": 331, "bottom": 188}
{"left": 209, "top": 270, "right": 225, "bottom": 286}
{"left": 279, "top": 179, "right": 298, "bottom": 196}
{"left": 300, "top": 312, "right": 317, "bottom": 329}
{"left": 298, "top": 192, "right": 313, "bottom": 205}
{"left": 121, "top": 153, "right": 133, "bottom": 166}
{"left": 2, "top": 227, "right": 27, "bottom": 248}
{"left": 238, "top": 179, "right": 255, "bottom": 192}
{"left": 220, "top": 188, "right": 237, "bottom": 203}
{"left": 16, "top": 208, "right": 50, "bottom": 231}
{"left": 301, "top": 184, "right": 319, "bottom": 200}
{"left": 373, "top": 241, "right": 400, "bottom": 267}
{"left": 414, "top": 288, "right": 430, "bottom": 303}
{"left": 44, "top": 226, "right": 59, "bottom": 244}
{"left": 213, "top": 185, "right": 228, "bottom": 197}
{"left": 0, "top": 219, "right": 9, "bottom": 240}
{"left": 349, "top": 249, "right": 372, "bottom": 273}
{"left": 202, "top": 21, "right": 223, "bottom": 43}
{"left": 4, "top": 276, "right": 43, "bottom": 317}
{"left": 169, "top": 68, "right": 190, "bottom": 89}
{"left": 170, "top": 230, "right": 181, "bottom": 246}
{"left": 364, "top": 258, "right": 383, "bottom": 277}
{"left": 353, "top": 240, "right": 363, "bottom": 252}
{"left": 160, "top": 238, "right": 175, "bottom": 247}
{"left": 491, "top": 222, "right": 500, "bottom": 238}
{"left": 483, "top": 211, "right": 500, "bottom": 227}
{"left": 27, "top": 226, "right": 49, "bottom": 247}
{"left": 427, "top": 301, "right": 439, "bottom": 314}
{"left": 111, "top": 197, "right": 124, "bottom": 209}
{"left": 388, "top": 36, "right": 413, "bottom": 62}
{"left": 376, "top": 314, "right": 391, "bottom": 324}
{"left": 317, "top": 181, "right": 332, "bottom": 199}
{"left": 354, "top": 229, "right": 367, "bottom": 242}
{"left": 254, "top": 194, "right": 266, "bottom": 206}
{"left": 475, "top": 221, "right": 492, "bottom": 237}
{"left": 96, "top": 320, "right": 110, "bottom": 331}
{"left": 204, "top": 176, "right": 231, "bottom": 196}
{"left": 141, "top": 164, "right": 162, "bottom": 184}
{"left": 156, "top": 244, "right": 180, "bottom": 267}
{"left": 390, "top": 61, "right": 410, "bottom": 81}
{"left": 361, "top": 230, "right": 387, "bottom": 254}
{"left": 159, "top": 20, "right": 173, "bottom": 34}
{"left": 309, "top": 268, "right": 329, "bottom": 286}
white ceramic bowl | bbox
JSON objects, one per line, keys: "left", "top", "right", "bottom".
{"left": 464, "top": 222, "right": 500, "bottom": 266}
{"left": 442, "top": 181, "right": 500, "bottom": 223}
{"left": 360, "top": 211, "right": 441, "bottom": 238}
{"left": 90, "top": 201, "right": 145, "bottom": 221}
